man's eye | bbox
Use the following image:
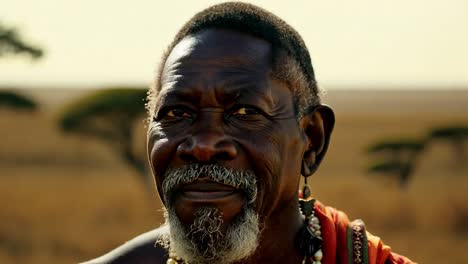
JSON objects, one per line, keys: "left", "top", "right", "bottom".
{"left": 154, "top": 106, "right": 194, "bottom": 121}
{"left": 231, "top": 107, "right": 259, "bottom": 116}
{"left": 167, "top": 109, "right": 192, "bottom": 118}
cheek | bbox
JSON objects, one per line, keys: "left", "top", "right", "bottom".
{"left": 238, "top": 130, "right": 284, "bottom": 215}
{"left": 270, "top": 133, "right": 302, "bottom": 202}
{"left": 251, "top": 126, "right": 303, "bottom": 215}
{"left": 149, "top": 138, "right": 170, "bottom": 176}
{"left": 148, "top": 129, "right": 179, "bottom": 196}
{"left": 279, "top": 136, "right": 303, "bottom": 199}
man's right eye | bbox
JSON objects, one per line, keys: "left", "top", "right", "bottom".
{"left": 166, "top": 108, "right": 192, "bottom": 118}
{"left": 156, "top": 107, "right": 196, "bottom": 122}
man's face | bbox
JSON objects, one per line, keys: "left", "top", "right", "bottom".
{"left": 147, "top": 29, "right": 307, "bottom": 260}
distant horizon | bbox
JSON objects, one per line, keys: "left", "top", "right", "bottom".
{"left": 13, "top": 86, "right": 468, "bottom": 115}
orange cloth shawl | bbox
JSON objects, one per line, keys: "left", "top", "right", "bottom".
{"left": 313, "top": 201, "right": 415, "bottom": 264}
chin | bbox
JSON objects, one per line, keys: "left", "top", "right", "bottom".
{"left": 163, "top": 204, "right": 260, "bottom": 264}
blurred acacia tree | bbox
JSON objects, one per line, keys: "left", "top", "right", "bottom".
{"left": 0, "top": 90, "right": 38, "bottom": 111}
{"left": 0, "top": 22, "right": 43, "bottom": 59}
{"left": 58, "top": 88, "right": 152, "bottom": 191}
{"left": 366, "top": 139, "right": 425, "bottom": 188}
{"left": 428, "top": 125, "right": 468, "bottom": 168}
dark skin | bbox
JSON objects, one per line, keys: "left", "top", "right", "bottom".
{"left": 82, "top": 29, "right": 334, "bottom": 264}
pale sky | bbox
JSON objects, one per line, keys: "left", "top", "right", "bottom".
{"left": 1, "top": 0, "right": 468, "bottom": 89}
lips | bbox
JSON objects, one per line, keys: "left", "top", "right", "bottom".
{"left": 178, "top": 178, "right": 240, "bottom": 201}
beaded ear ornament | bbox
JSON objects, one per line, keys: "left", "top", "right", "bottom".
{"left": 297, "top": 177, "right": 323, "bottom": 264}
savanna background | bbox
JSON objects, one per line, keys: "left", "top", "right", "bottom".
{"left": 1, "top": 1, "right": 467, "bottom": 263}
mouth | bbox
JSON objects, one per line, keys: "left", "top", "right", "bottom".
{"left": 177, "top": 178, "right": 240, "bottom": 201}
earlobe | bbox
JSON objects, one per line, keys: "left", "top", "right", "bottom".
{"left": 301, "top": 104, "right": 335, "bottom": 175}
{"left": 302, "top": 150, "right": 319, "bottom": 176}
{"left": 301, "top": 161, "right": 310, "bottom": 176}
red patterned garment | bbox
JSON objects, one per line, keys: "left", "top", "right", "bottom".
{"left": 313, "top": 201, "right": 416, "bottom": 264}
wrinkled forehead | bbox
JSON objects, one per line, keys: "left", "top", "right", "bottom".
{"left": 161, "top": 29, "right": 274, "bottom": 84}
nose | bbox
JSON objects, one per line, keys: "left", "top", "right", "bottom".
{"left": 177, "top": 130, "right": 238, "bottom": 163}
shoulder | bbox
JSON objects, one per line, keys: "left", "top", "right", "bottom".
{"left": 314, "top": 202, "right": 416, "bottom": 264}
{"left": 80, "top": 225, "right": 170, "bottom": 264}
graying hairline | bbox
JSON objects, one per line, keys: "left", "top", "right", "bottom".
{"left": 270, "top": 51, "right": 321, "bottom": 119}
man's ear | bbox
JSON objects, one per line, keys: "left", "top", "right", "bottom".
{"left": 300, "top": 104, "right": 335, "bottom": 176}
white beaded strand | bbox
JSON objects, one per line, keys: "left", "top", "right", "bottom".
{"left": 307, "top": 209, "right": 323, "bottom": 264}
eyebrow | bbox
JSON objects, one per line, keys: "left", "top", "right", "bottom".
{"left": 158, "top": 88, "right": 198, "bottom": 104}
{"left": 159, "top": 83, "right": 274, "bottom": 110}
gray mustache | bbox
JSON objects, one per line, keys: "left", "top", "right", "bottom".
{"left": 162, "top": 164, "right": 258, "bottom": 204}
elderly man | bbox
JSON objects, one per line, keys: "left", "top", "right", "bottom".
{"left": 85, "top": 2, "right": 414, "bottom": 264}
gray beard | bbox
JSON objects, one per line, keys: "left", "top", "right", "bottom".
{"left": 159, "top": 164, "right": 260, "bottom": 264}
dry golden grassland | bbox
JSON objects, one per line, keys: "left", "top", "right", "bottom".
{"left": 1, "top": 90, "right": 467, "bottom": 263}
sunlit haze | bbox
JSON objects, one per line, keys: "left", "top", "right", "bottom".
{"left": 2, "top": 0, "right": 468, "bottom": 89}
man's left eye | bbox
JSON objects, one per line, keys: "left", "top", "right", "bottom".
{"left": 231, "top": 107, "right": 259, "bottom": 116}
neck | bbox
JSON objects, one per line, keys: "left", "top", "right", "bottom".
{"left": 242, "top": 198, "right": 304, "bottom": 264}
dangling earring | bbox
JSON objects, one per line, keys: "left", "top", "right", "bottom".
{"left": 297, "top": 161, "right": 323, "bottom": 264}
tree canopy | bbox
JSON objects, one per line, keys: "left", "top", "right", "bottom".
{"left": 366, "top": 123, "right": 468, "bottom": 189}
{"left": 0, "top": 22, "right": 43, "bottom": 59}
{"left": 58, "top": 87, "right": 151, "bottom": 191}
{"left": 59, "top": 88, "right": 147, "bottom": 133}
{"left": 367, "top": 139, "right": 425, "bottom": 155}
{"left": 429, "top": 126, "right": 468, "bottom": 141}
{"left": 367, "top": 160, "right": 414, "bottom": 187}
{"left": 366, "top": 138, "right": 425, "bottom": 188}
{"left": 428, "top": 125, "right": 468, "bottom": 167}
{"left": 0, "top": 90, "right": 38, "bottom": 111}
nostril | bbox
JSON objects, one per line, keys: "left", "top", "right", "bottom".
{"left": 215, "top": 141, "right": 237, "bottom": 160}
{"left": 216, "top": 152, "right": 234, "bottom": 161}
{"left": 177, "top": 140, "right": 196, "bottom": 162}
{"left": 176, "top": 136, "right": 237, "bottom": 163}
{"left": 179, "top": 152, "right": 196, "bottom": 163}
